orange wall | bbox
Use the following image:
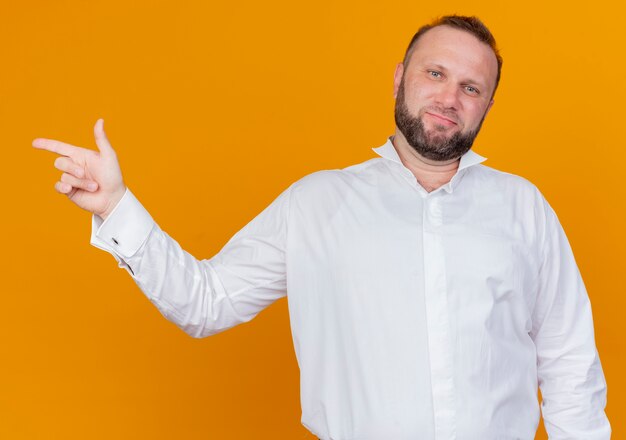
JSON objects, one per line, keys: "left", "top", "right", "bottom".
{"left": 3, "top": 1, "right": 623, "bottom": 438}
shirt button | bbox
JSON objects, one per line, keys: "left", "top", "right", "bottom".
{"left": 112, "top": 238, "right": 119, "bottom": 245}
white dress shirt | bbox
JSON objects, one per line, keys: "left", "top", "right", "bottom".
{"left": 91, "top": 139, "right": 610, "bottom": 440}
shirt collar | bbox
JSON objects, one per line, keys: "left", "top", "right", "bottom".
{"left": 371, "top": 137, "right": 487, "bottom": 172}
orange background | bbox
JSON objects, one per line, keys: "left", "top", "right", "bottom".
{"left": 3, "top": 0, "right": 624, "bottom": 438}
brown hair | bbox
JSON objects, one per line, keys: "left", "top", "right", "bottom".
{"left": 403, "top": 15, "right": 503, "bottom": 94}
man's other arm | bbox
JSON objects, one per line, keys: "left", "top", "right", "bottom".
{"left": 531, "top": 198, "right": 611, "bottom": 439}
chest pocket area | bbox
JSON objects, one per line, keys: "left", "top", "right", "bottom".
{"left": 444, "top": 231, "right": 534, "bottom": 336}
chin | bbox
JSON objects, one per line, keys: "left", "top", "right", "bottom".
{"left": 426, "top": 128, "right": 459, "bottom": 140}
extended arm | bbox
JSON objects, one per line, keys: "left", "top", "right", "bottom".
{"left": 90, "top": 185, "right": 290, "bottom": 337}
{"left": 34, "top": 120, "right": 289, "bottom": 337}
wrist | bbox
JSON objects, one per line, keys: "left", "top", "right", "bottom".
{"left": 99, "top": 186, "right": 127, "bottom": 221}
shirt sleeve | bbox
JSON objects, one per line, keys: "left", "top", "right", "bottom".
{"left": 530, "top": 198, "right": 611, "bottom": 439}
{"left": 90, "top": 186, "right": 292, "bottom": 338}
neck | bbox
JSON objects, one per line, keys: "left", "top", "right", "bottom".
{"left": 391, "top": 130, "right": 460, "bottom": 193}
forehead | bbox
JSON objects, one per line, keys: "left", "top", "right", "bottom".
{"left": 406, "top": 25, "right": 498, "bottom": 90}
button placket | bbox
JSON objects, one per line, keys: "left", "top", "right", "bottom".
{"left": 422, "top": 195, "right": 456, "bottom": 439}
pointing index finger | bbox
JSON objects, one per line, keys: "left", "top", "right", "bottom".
{"left": 32, "top": 138, "right": 89, "bottom": 158}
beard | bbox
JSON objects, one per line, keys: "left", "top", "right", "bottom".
{"left": 394, "top": 79, "right": 486, "bottom": 162}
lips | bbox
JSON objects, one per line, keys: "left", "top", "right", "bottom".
{"left": 424, "top": 111, "right": 458, "bottom": 126}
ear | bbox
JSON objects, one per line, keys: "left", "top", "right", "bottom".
{"left": 393, "top": 62, "right": 404, "bottom": 98}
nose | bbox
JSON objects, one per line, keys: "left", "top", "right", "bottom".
{"left": 434, "top": 83, "right": 461, "bottom": 110}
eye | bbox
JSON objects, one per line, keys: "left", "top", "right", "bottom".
{"left": 428, "top": 70, "right": 442, "bottom": 79}
{"left": 464, "top": 85, "right": 480, "bottom": 95}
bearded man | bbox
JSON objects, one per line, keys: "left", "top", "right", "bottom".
{"left": 33, "top": 15, "right": 610, "bottom": 440}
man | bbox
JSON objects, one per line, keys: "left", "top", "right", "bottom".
{"left": 33, "top": 15, "right": 610, "bottom": 440}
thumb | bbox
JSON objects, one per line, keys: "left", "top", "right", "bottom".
{"left": 94, "top": 118, "right": 115, "bottom": 155}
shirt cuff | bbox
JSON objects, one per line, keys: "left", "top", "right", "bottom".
{"left": 90, "top": 188, "right": 155, "bottom": 259}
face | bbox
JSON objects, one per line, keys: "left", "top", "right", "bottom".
{"left": 393, "top": 26, "right": 498, "bottom": 162}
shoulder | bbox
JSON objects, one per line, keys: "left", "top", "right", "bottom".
{"left": 468, "top": 164, "right": 557, "bottom": 230}
{"left": 291, "top": 157, "right": 386, "bottom": 192}
{"left": 468, "top": 164, "right": 546, "bottom": 202}
{"left": 282, "top": 158, "right": 387, "bottom": 215}
{"left": 472, "top": 164, "right": 537, "bottom": 190}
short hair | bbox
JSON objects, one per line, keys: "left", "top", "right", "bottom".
{"left": 403, "top": 15, "right": 503, "bottom": 94}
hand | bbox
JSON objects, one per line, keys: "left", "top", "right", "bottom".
{"left": 33, "top": 119, "right": 127, "bottom": 220}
